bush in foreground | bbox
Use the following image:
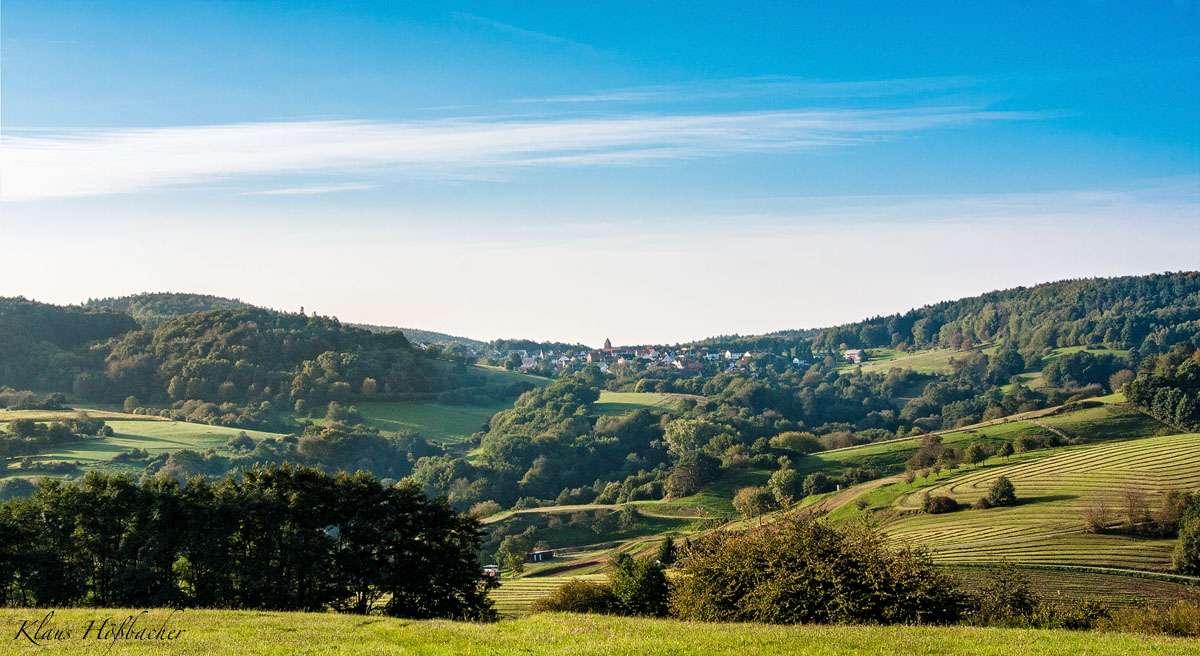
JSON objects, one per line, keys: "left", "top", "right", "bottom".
{"left": 669, "top": 516, "right": 963, "bottom": 625}
{"left": 529, "top": 580, "right": 616, "bottom": 614}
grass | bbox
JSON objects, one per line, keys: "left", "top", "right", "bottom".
{"left": 485, "top": 508, "right": 701, "bottom": 553}
{"left": 876, "top": 431, "right": 1200, "bottom": 570}
{"left": 352, "top": 401, "right": 504, "bottom": 444}
{"left": 0, "top": 609, "right": 1196, "bottom": 655}
{"left": 0, "top": 416, "right": 287, "bottom": 480}
{"left": 594, "top": 391, "right": 698, "bottom": 416}
{"left": 647, "top": 468, "right": 771, "bottom": 518}
{"left": 838, "top": 348, "right": 962, "bottom": 375}
{"left": 798, "top": 403, "right": 1169, "bottom": 481}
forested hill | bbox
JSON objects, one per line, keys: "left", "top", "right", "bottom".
{"left": 696, "top": 273, "right": 1200, "bottom": 356}
{"left": 352, "top": 322, "right": 485, "bottom": 348}
{"left": 85, "top": 292, "right": 487, "bottom": 347}
{"left": 0, "top": 299, "right": 524, "bottom": 430}
{"left": 85, "top": 292, "right": 252, "bottom": 329}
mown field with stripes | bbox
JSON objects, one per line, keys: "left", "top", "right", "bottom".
{"left": 946, "top": 565, "right": 1199, "bottom": 607}
{"left": 880, "top": 432, "right": 1200, "bottom": 570}
{"left": 491, "top": 575, "right": 607, "bottom": 617}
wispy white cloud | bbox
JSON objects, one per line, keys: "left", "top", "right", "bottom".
{"left": 0, "top": 107, "right": 1039, "bottom": 201}
{"left": 245, "top": 182, "right": 376, "bottom": 195}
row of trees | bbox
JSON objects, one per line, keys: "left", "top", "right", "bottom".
{"left": 0, "top": 467, "right": 493, "bottom": 618}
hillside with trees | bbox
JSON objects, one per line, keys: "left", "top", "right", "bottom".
{"left": 84, "top": 292, "right": 253, "bottom": 329}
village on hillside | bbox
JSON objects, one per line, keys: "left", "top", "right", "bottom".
{"left": 416, "top": 336, "right": 868, "bottom": 377}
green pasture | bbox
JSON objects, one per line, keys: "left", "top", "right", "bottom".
{"left": 594, "top": 391, "right": 685, "bottom": 416}
{"left": 352, "top": 400, "right": 504, "bottom": 444}
{"left": 840, "top": 347, "right": 962, "bottom": 375}
{"left": 1, "top": 608, "right": 1195, "bottom": 655}
{"left": 1, "top": 417, "right": 287, "bottom": 480}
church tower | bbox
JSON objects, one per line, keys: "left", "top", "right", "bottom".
{"left": 603, "top": 338, "right": 612, "bottom": 350}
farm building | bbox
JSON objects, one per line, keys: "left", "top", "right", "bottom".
{"left": 843, "top": 349, "right": 865, "bottom": 364}
{"left": 528, "top": 550, "right": 555, "bottom": 563}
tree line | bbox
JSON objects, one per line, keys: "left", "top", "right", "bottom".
{"left": 0, "top": 466, "right": 494, "bottom": 618}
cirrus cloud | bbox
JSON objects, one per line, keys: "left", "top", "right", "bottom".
{"left": 1, "top": 107, "right": 1038, "bottom": 201}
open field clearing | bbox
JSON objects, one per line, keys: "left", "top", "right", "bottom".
{"left": 848, "top": 347, "right": 962, "bottom": 374}
{"left": 0, "top": 407, "right": 166, "bottom": 423}
{"left": 1, "top": 420, "right": 288, "bottom": 479}
{"left": 0, "top": 608, "right": 1195, "bottom": 655}
{"left": 594, "top": 391, "right": 701, "bottom": 416}
{"left": 880, "top": 432, "right": 1200, "bottom": 570}
{"left": 353, "top": 400, "right": 502, "bottom": 444}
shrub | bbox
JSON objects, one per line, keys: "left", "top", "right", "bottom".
{"left": 801, "top": 472, "right": 835, "bottom": 497}
{"left": 769, "top": 431, "right": 821, "bottom": 454}
{"left": 529, "top": 579, "right": 616, "bottom": 614}
{"left": 610, "top": 554, "right": 669, "bottom": 616}
{"left": 986, "top": 476, "right": 1017, "bottom": 507}
{"left": 1100, "top": 600, "right": 1200, "bottom": 637}
{"left": 922, "top": 493, "right": 959, "bottom": 514}
{"left": 968, "top": 562, "right": 1039, "bottom": 625}
{"left": 768, "top": 468, "right": 802, "bottom": 505}
{"left": 669, "top": 516, "right": 962, "bottom": 624}
{"left": 1176, "top": 516, "right": 1200, "bottom": 574}
{"left": 733, "top": 486, "right": 778, "bottom": 518}
{"left": 469, "top": 500, "right": 503, "bottom": 518}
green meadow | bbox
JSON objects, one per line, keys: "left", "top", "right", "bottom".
{"left": 0, "top": 408, "right": 287, "bottom": 480}
{"left": 1, "top": 609, "right": 1195, "bottom": 656}
{"left": 352, "top": 401, "right": 503, "bottom": 444}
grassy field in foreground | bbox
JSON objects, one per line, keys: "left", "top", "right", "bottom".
{"left": 0, "top": 609, "right": 1194, "bottom": 656}
{"left": 878, "top": 432, "right": 1200, "bottom": 570}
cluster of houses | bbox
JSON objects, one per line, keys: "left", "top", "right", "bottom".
{"left": 491, "top": 338, "right": 820, "bottom": 376}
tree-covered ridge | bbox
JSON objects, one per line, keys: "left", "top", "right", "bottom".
{"left": 1, "top": 300, "right": 523, "bottom": 433}
{"left": 352, "top": 323, "right": 485, "bottom": 348}
{"left": 84, "top": 292, "right": 252, "bottom": 329}
{"left": 710, "top": 272, "right": 1200, "bottom": 356}
{"left": 0, "top": 297, "right": 139, "bottom": 392}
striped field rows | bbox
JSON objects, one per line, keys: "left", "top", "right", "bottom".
{"left": 883, "top": 432, "right": 1200, "bottom": 570}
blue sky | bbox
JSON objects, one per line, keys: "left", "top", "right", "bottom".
{"left": 2, "top": 1, "right": 1198, "bottom": 344}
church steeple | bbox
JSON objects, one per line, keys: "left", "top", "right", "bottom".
{"left": 603, "top": 338, "right": 612, "bottom": 350}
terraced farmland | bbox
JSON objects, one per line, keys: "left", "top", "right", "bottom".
{"left": 882, "top": 432, "right": 1200, "bottom": 570}
{"left": 490, "top": 575, "right": 606, "bottom": 617}
{"left": 946, "top": 565, "right": 1200, "bottom": 607}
